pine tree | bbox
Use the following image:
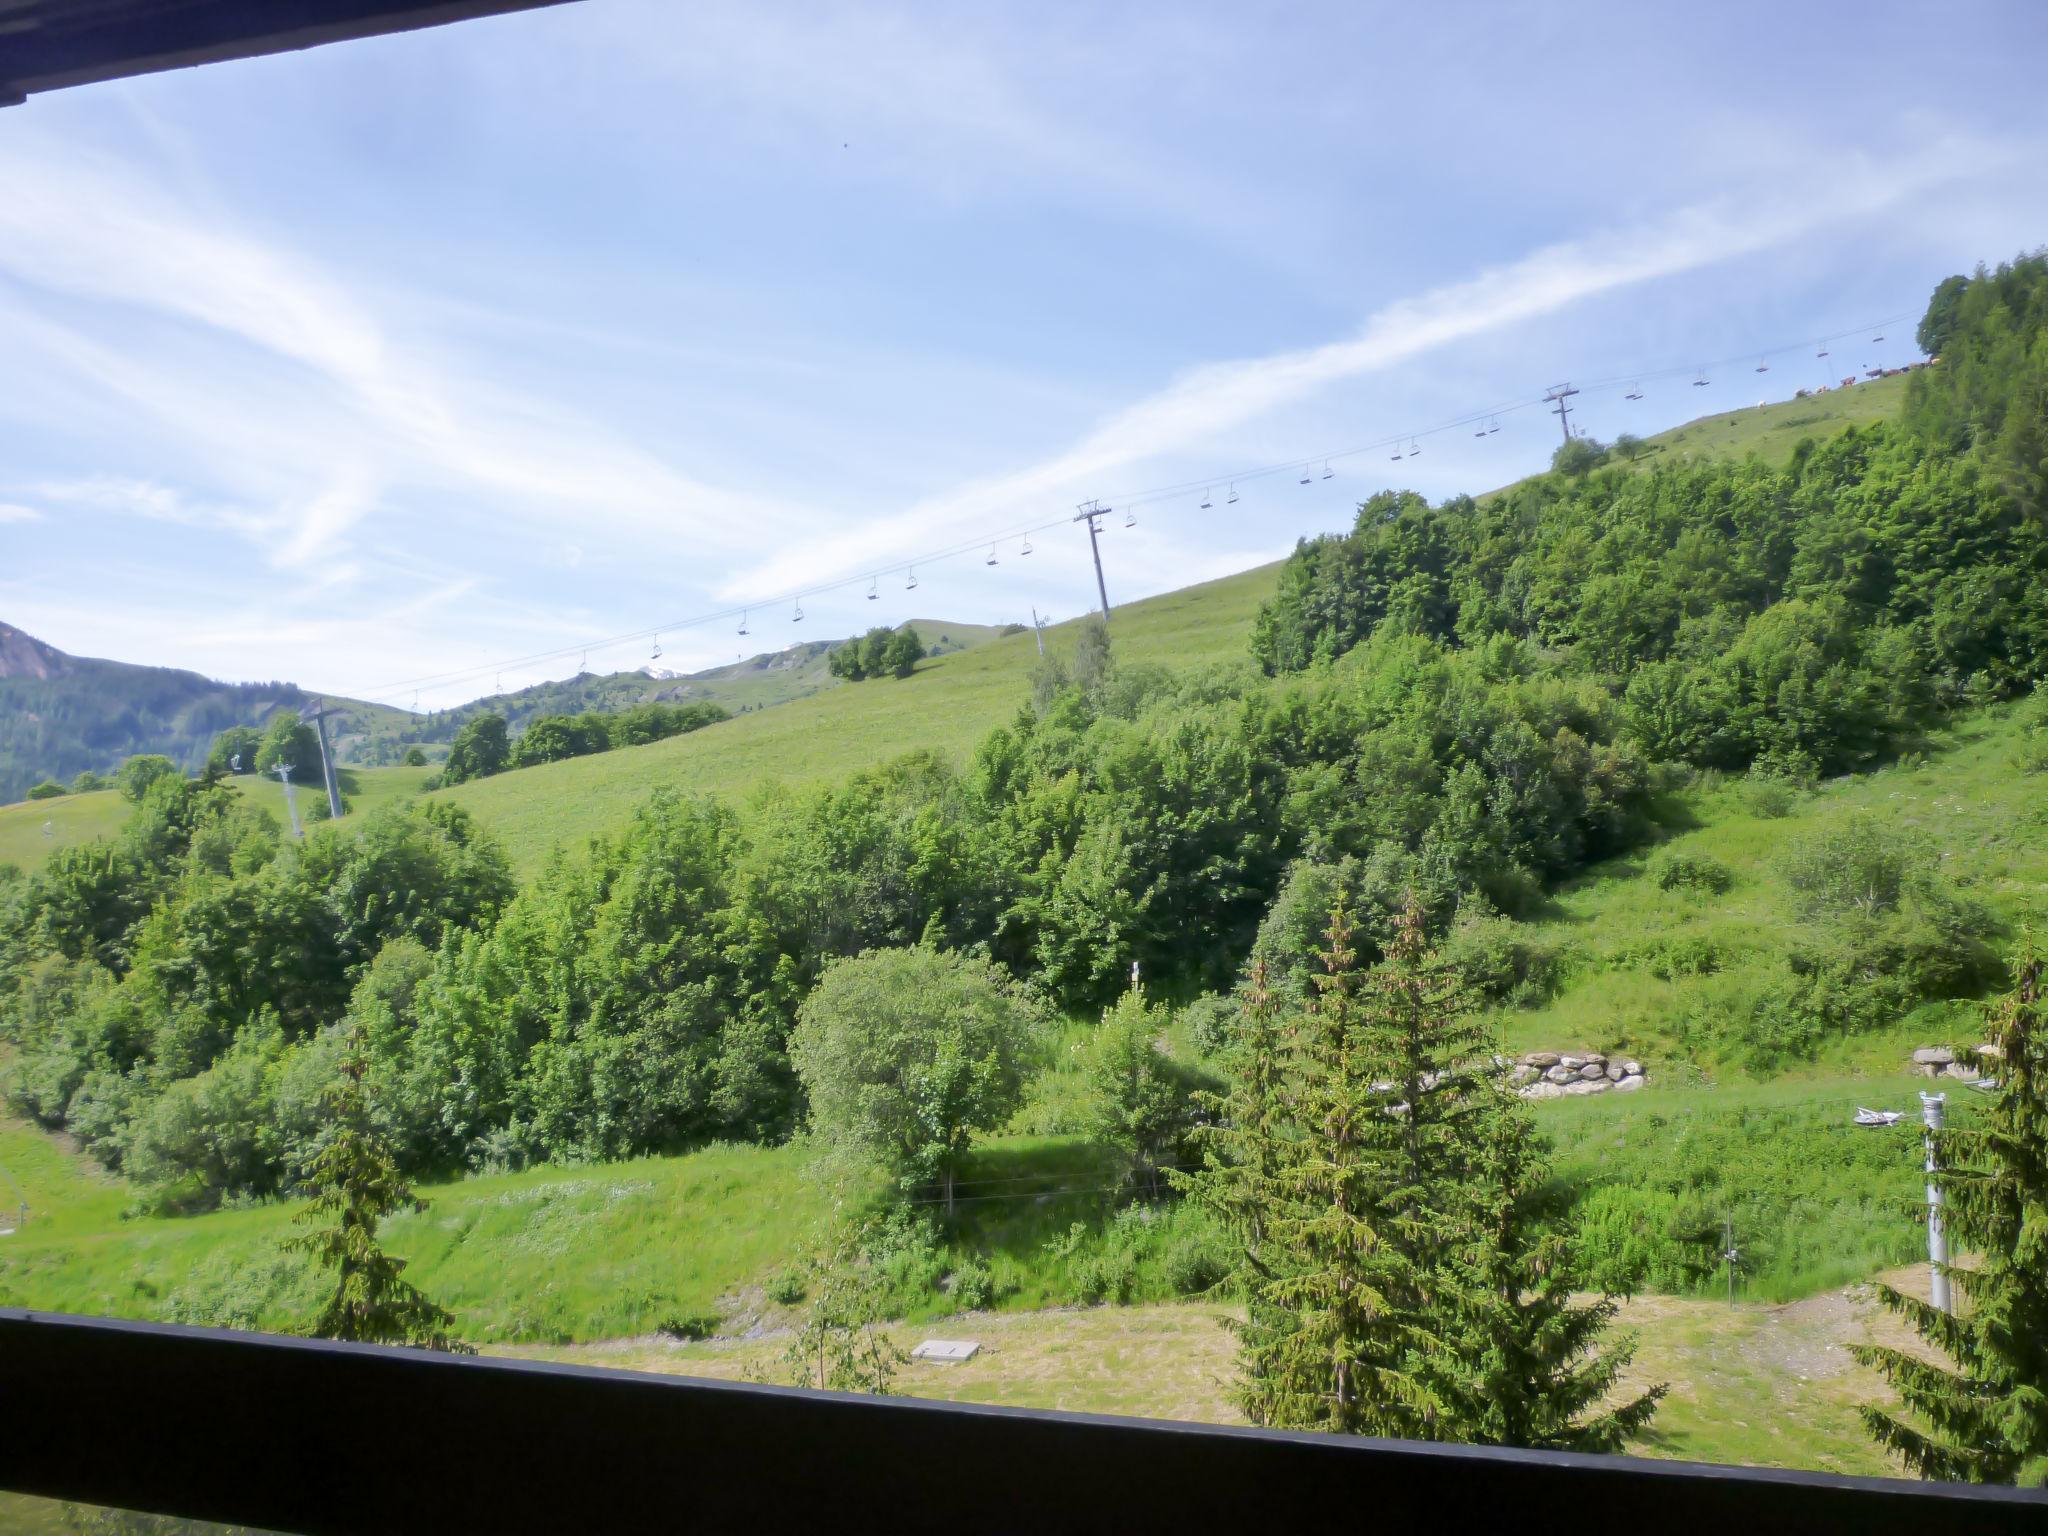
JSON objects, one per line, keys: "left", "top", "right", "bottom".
{"left": 1855, "top": 947, "right": 2048, "bottom": 1484}
{"left": 288, "top": 1025, "right": 467, "bottom": 1351}
{"left": 1451, "top": 1102, "right": 1664, "bottom": 1451}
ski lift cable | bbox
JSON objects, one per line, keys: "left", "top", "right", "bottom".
{"left": 347, "top": 311, "right": 1917, "bottom": 701}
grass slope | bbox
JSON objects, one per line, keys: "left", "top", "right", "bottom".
{"left": 433, "top": 566, "right": 1279, "bottom": 875}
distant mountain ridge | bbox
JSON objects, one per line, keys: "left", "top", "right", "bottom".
{"left": 0, "top": 618, "right": 1015, "bottom": 802}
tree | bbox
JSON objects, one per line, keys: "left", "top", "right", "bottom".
{"left": 26, "top": 779, "right": 66, "bottom": 800}
{"left": 254, "top": 715, "right": 319, "bottom": 778}
{"left": 206, "top": 725, "right": 265, "bottom": 777}
{"left": 440, "top": 713, "right": 509, "bottom": 785}
{"left": 1855, "top": 946, "right": 2048, "bottom": 1484}
{"left": 1917, "top": 273, "right": 1970, "bottom": 357}
{"left": 116, "top": 755, "right": 180, "bottom": 803}
{"left": 1550, "top": 436, "right": 1610, "bottom": 476}
{"left": 401, "top": 746, "right": 428, "bottom": 767}
{"left": 1613, "top": 433, "right": 1647, "bottom": 464}
{"left": 883, "top": 627, "right": 926, "bottom": 678}
{"left": 1452, "top": 1101, "right": 1665, "bottom": 1451}
{"left": 782, "top": 1221, "right": 906, "bottom": 1394}
{"left": 1085, "top": 982, "right": 1215, "bottom": 1197}
{"left": 286, "top": 1025, "right": 468, "bottom": 1350}
{"left": 790, "top": 946, "right": 1036, "bottom": 1212}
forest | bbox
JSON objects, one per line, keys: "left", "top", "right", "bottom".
{"left": 1, "top": 253, "right": 2043, "bottom": 1222}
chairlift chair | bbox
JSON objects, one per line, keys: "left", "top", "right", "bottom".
{"left": 906, "top": 567, "right": 918, "bottom": 590}
{"left": 792, "top": 601, "right": 804, "bottom": 623}
{"left": 1390, "top": 445, "right": 1404, "bottom": 461}
{"left": 1020, "top": 537, "right": 1033, "bottom": 556}
{"left": 1692, "top": 368, "right": 1709, "bottom": 388}
{"left": 1320, "top": 461, "right": 1333, "bottom": 480}
{"left": 1754, "top": 358, "right": 1769, "bottom": 373}
{"left": 1200, "top": 488, "right": 1213, "bottom": 510}
{"left": 985, "top": 545, "right": 999, "bottom": 565}
{"left": 1871, "top": 333, "right": 1884, "bottom": 343}
{"left": 1625, "top": 382, "right": 1644, "bottom": 401}
{"left": 1487, "top": 417, "right": 1500, "bottom": 433}
{"left": 1407, "top": 438, "right": 1422, "bottom": 458}
{"left": 1817, "top": 346, "right": 1830, "bottom": 359}
{"left": 1226, "top": 483, "right": 1239, "bottom": 504}
{"left": 650, "top": 636, "right": 662, "bottom": 661}
{"left": 1299, "top": 465, "right": 1312, "bottom": 484}
{"left": 1123, "top": 508, "right": 1135, "bottom": 527}
{"left": 867, "top": 577, "right": 879, "bottom": 601}
{"left": 738, "top": 611, "right": 749, "bottom": 636}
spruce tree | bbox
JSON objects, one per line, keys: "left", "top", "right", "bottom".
{"left": 288, "top": 1025, "right": 467, "bottom": 1351}
{"left": 1855, "top": 948, "right": 2048, "bottom": 1484}
{"left": 1452, "top": 1101, "right": 1664, "bottom": 1451}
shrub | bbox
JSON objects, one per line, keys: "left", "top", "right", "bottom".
{"left": 1442, "top": 901, "right": 1562, "bottom": 1004}
{"left": 1650, "top": 849, "right": 1733, "bottom": 895}
{"left": 947, "top": 1259, "right": 995, "bottom": 1311}
{"left": 1179, "top": 993, "right": 1238, "bottom": 1057}
{"left": 764, "top": 1266, "right": 809, "bottom": 1306}
{"left": 1739, "top": 772, "right": 1799, "bottom": 819}
{"left": 25, "top": 779, "right": 66, "bottom": 800}
{"left": 1161, "top": 1226, "right": 1231, "bottom": 1297}
{"left": 657, "top": 1311, "right": 722, "bottom": 1341}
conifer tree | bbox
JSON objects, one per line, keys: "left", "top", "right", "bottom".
{"left": 288, "top": 1025, "right": 467, "bottom": 1351}
{"left": 1452, "top": 1102, "right": 1664, "bottom": 1451}
{"left": 1855, "top": 948, "right": 2048, "bottom": 1484}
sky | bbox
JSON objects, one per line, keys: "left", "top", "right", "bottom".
{"left": 1, "top": 0, "right": 2045, "bottom": 710}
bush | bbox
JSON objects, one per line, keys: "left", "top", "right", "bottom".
{"left": 1179, "top": 993, "right": 1238, "bottom": 1057}
{"left": 764, "top": 1266, "right": 809, "bottom": 1306}
{"left": 947, "top": 1258, "right": 995, "bottom": 1311}
{"left": 1739, "top": 771, "right": 1799, "bottom": 819}
{"left": 25, "top": 779, "right": 66, "bottom": 800}
{"left": 657, "top": 1310, "right": 722, "bottom": 1341}
{"left": 1442, "top": 901, "right": 1562, "bottom": 1004}
{"left": 1650, "top": 849, "right": 1733, "bottom": 896}
{"left": 1161, "top": 1226, "right": 1231, "bottom": 1297}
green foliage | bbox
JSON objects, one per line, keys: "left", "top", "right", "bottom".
{"left": 69, "top": 770, "right": 109, "bottom": 793}
{"left": 508, "top": 701, "right": 728, "bottom": 769}
{"left": 25, "top": 779, "right": 65, "bottom": 800}
{"left": 1651, "top": 848, "right": 1734, "bottom": 895}
{"left": 828, "top": 626, "right": 928, "bottom": 682}
{"left": 116, "top": 755, "right": 179, "bottom": 803}
{"left": 206, "top": 725, "right": 264, "bottom": 777}
{"left": 1083, "top": 985, "right": 1217, "bottom": 1195}
{"left": 401, "top": 745, "right": 428, "bottom": 768}
{"left": 439, "top": 713, "right": 510, "bottom": 786}
{"left": 784, "top": 1221, "right": 907, "bottom": 1393}
{"left": 254, "top": 716, "right": 319, "bottom": 779}
{"left": 1551, "top": 436, "right": 1611, "bottom": 476}
{"left": 287, "top": 1026, "right": 467, "bottom": 1350}
{"left": 791, "top": 946, "right": 1038, "bottom": 1210}
{"left": 1857, "top": 950, "right": 2048, "bottom": 1484}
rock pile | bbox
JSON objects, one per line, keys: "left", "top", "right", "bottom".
{"left": 1912, "top": 1044, "right": 1999, "bottom": 1081}
{"left": 1506, "top": 1051, "right": 1646, "bottom": 1099}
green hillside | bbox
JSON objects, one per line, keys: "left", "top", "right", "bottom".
{"left": 432, "top": 572, "right": 1276, "bottom": 874}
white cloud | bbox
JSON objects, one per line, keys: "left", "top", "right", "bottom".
{"left": 0, "top": 503, "right": 43, "bottom": 523}
{"left": 724, "top": 135, "right": 2007, "bottom": 599}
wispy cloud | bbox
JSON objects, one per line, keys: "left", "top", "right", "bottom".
{"left": 0, "top": 503, "right": 43, "bottom": 524}
{"left": 724, "top": 136, "right": 2003, "bottom": 599}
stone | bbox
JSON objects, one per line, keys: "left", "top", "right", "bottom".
{"left": 1943, "top": 1063, "right": 1980, "bottom": 1081}
{"left": 1582, "top": 1053, "right": 1607, "bottom": 1067}
{"left": 1543, "top": 1065, "right": 1576, "bottom": 1085}
{"left": 1578, "top": 1063, "right": 1607, "bottom": 1082}
{"left": 1614, "top": 1074, "right": 1647, "bottom": 1092}
{"left": 1523, "top": 1082, "right": 1564, "bottom": 1100}
{"left": 1621, "top": 1060, "right": 1644, "bottom": 1077}
{"left": 1509, "top": 1065, "right": 1539, "bottom": 1085}
{"left": 1975, "top": 1042, "right": 2006, "bottom": 1062}
{"left": 1606, "top": 1062, "right": 1628, "bottom": 1080}
{"left": 911, "top": 1340, "right": 980, "bottom": 1364}
{"left": 1912, "top": 1047, "right": 1955, "bottom": 1067}
{"left": 1559, "top": 1054, "right": 1587, "bottom": 1070}
{"left": 1524, "top": 1052, "right": 1560, "bottom": 1068}
{"left": 1564, "top": 1078, "right": 1613, "bottom": 1096}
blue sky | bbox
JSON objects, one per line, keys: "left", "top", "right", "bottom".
{"left": 2, "top": 0, "right": 2044, "bottom": 709}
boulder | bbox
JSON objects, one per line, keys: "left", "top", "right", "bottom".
{"left": 1582, "top": 1053, "right": 1607, "bottom": 1067}
{"left": 1564, "top": 1078, "right": 1613, "bottom": 1096}
{"left": 1614, "top": 1074, "right": 1647, "bottom": 1092}
{"left": 1606, "top": 1062, "right": 1628, "bottom": 1081}
{"left": 1544, "top": 1065, "right": 1576, "bottom": 1084}
{"left": 1975, "top": 1042, "right": 2006, "bottom": 1062}
{"left": 1559, "top": 1054, "right": 1587, "bottom": 1071}
{"left": 1524, "top": 1051, "right": 1560, "bottom": 1069}
{"left": 1578, "top": 1063, "right": 1607, "bottom": 1082}
{"left": 1943, "top": 1063, "right": 1980, "bottom": 1081}
{"left": 1621, "top": 1060, "right": 1644, "bottom": 1077}
{"left": 1509, "top": 1065, "right": 1539, "bottom": 1085}
{"left": 1523, "top": 1082, "right": 1564, "bottom": 1100}
{"left": 1912, "top": 1046, "right": 1955, "bottom": 1067}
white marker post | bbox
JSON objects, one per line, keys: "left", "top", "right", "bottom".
{"left": 1921, "top": 1091, "right": 1951, "bottom": 1314}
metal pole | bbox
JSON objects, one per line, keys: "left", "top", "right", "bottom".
{"left": 308, "top": 704, "right": 343, "bottom": 821}
{"left": 274, "top": 763, "right": 303, "bottom": 841}
{"left": 1073, "top": 504, "right": 1112, "bottom": 623}
{"left": 1544, "top": 383, "right": 1579, "bottom": 446}
{"left": 1921, "top": 1091, "right": 1951, "bottom": 1314}
{"left": 1030, "top": 607, "right": 1046, "bottom": 658}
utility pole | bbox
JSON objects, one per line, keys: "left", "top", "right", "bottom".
{"left": 1073, "top": 502, "right": 1112, "bottom": 623}
{"left": 1543, "top": 382, "right": 1580, "bottom": 446}
{"left": 300, "top": 701, "right": 344, "bottom": 822}
{"left": 1029, "top": 606, "right": 1048, "bottom": 657}
{"left": 274, "top": 762, "right": 303, "bottom": 841}
{"left": 1921, "top": 1091, "right": 1951, "bottom": 1314}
